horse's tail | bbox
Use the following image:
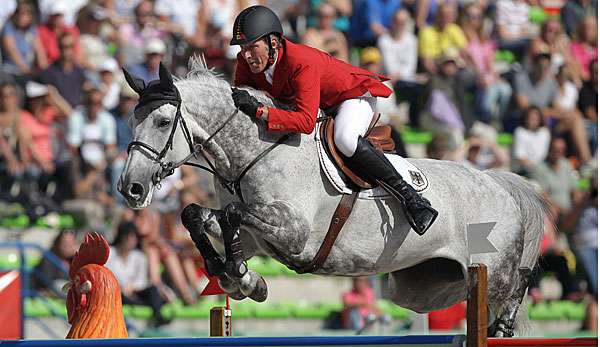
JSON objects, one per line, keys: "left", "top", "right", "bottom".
{"left": 485, "top": 170, "right": 550, "bottom": 335}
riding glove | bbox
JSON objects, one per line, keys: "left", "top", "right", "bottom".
{"left": 232, "top": 88, "right": 263, "bottom": 118}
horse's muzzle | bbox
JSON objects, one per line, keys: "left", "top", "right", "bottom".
{"left": 118, "top": 179, "right": 146, "bottom": 204}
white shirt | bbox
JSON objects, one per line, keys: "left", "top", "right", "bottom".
{"left": 106, "top": 247, "right": 149, "bottom": 291}
{"left": 377, "top": 31, "right": 418, "bottom": 81}
{"left": 495, "top": 0, "right": 530, "bottom": 38}
{"left": 513, "top": 126, "right": 551, "bottom": 164}
{"left": 264, "top": 57, "right": 277, "bottom": 85}
{"left": 556, "top": 81, "right": 579, "bottom": 111}
{"left": 154, "top": 0, "right": 202, "bottom": 36}
{"left": 0, "top": 1, "right": 16, "bottom": 36}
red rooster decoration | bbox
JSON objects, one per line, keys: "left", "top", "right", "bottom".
{"left": 65, "top": 232, "right": 128, "bottom": 338}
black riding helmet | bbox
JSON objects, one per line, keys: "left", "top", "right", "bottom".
{"left": 230, "top": 5, "right": 283, "bottom": 46}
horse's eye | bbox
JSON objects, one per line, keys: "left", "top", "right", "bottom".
{"left": 158, "top": 119, "right": 171, "bottom": 128}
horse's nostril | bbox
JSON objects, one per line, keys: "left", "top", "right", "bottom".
{"left": 128, "top": 182, "right": 145, "bottom": 200}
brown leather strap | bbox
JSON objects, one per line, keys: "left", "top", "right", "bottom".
{"left": 296, "top": 192, "right": 359, "bottom": 274}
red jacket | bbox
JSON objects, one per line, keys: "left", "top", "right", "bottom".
{"left": 234, "top": 38, "right": 393, "bottom": 134}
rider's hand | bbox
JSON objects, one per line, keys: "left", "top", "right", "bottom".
{"left": 232, "top": 88, "right": 263, "bottom": 118}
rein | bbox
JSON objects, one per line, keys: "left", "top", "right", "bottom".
{"left": 127, "top": 94, "right": 290, "bottom": 203}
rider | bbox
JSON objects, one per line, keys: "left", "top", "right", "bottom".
{"left": 229, "top": 6, "right": 437, "bottom": 235}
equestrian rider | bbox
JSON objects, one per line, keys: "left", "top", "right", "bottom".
{"left": 229, "top": 6, "right": 438, "bottom": 235}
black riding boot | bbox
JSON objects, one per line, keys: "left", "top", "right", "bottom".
{"left": 347, "top": 136, "right": 438, "bottom": 235}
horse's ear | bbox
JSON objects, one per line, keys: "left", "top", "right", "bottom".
{"left": 122, "top": 68, "right": 145, "bottom": 94}
{"left": 159, "top": 62, "right": 174, "bottom": 87}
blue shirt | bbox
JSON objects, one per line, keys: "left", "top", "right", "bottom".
{"left": 111, "top": 108, "right": 133, "bottom": 153}
{"left": 1, "top": 22, "right": 37, "bottom": 74}
{"left": 125, "top": 63, "right": 159, "bottom": 83}
{"left": 350, "top": 0, "right": 402, "bottom": 44}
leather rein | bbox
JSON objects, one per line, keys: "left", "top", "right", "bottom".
{"left": 127, "top": 95, "right": 290, "bottom": 203}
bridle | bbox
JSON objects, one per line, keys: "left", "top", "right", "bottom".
{"left": 126, "top": 87, "right": 290, "bottom": 203}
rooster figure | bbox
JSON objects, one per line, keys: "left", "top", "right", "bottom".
{"left": 65, "top": 232, "right": 128, "bottom": 338}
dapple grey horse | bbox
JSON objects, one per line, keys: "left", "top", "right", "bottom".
{"left": 118, "top": 58, "right": 547, "bottom": 337}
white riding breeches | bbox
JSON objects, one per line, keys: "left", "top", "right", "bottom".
{"left": 333, "top": 96, "right": 377, "bottom": 157}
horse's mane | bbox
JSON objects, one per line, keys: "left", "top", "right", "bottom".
{"left": 176, "top": 55, "right": 278, "bottom": 108}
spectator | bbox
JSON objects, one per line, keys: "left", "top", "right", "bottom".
{"left": 155, "top": 0, "right": 207, "bottom": 48}
{"left": 98, "top": 58, "right": 121, "bottom": 111}
{"left": 494, "top": 0, "right": 531, "bottom": 60}
{"left": 0, "top": 82, "right": 30, "bottom": 194}
{"left": 426, "top": 133, "right": 451, "bottom": 160}
{"left": 21, "top": 81, "right": 72, "bottom": 193}
{"left": 561, "top": 0, "right": 598, "bottom": 37}
{"left": 578, "top": 59, "right": 597, "bottom": 156}
{"left": 514, "top": 53, "right": 590, "bottom": 163}
{"left": 563, "top": 179, "right": 597, "bottom": 297}
{"left": 303, "top": 3, "right": 349, "bottom": 63}
{"left": 37, "top": 1, "right": 81, "bottom": 65}
{"left": 378, "top": 9, "right": 423, "bottom": 127}
{"left": 38, "top": 32, "right": 86, "bottom": 108}
{"left": 418, "top": 3, "right": 467, "bottom": 75}
{"left": 350, "top": 0, "right": 402, "bottom": 48}
{"left": 532, "top": 137, "right": 582, "bottom": 219}
{"left": 118, "top": 0, "right": 166, "bottom": 67}
{"left": 110, "top": 82, "right": 137, "bottom": 200}
{"left": 106, "top": 221, "right": 171, "bottom": 328}
{"left": 125, "top": 39, "right": 165, "bottom": 83}
{"left": 528, "top": 20, "right": 579, "bottom": 85}
{"left": 420, "top": 48, "right": 469, "bottom": 151}
{"left": 342, "top": 277, "right": 389, "bottom": 331}
{"left": 32, "top": 230, "right": 77, "bottom": 297}
{"left": 62, "top": 84, "right": 116, "bottom": 231}
{"left": 512, "top": 106, "right": 551, "bottom": 176}
{"left": 460, "top": 132, "right": 508, "bottom": 170}
{"left": 554, "top": 65, "right": 592, "bottom": 164}
{"left": 460, "top": 3, "right": 511, "bottom": 127}
{"left": 1, "top": 1, "right": 48, "bottom": 79}
{"left": 570, "top": 17, "right": 598, "bottom": 83}
{"left": 38, "top": 0, "right": 88, "bottom": 27}
{"left": 130, "top": 208, "right": 198, "bottom": 305}
{"left": 78, "top": 5, "right": 114, "bottom": 72}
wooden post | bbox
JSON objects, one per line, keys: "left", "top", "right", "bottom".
{"left": 209, "top": 306, "right": 232, "bottom": 336}
{"left": 467, "top": 264, "right": 488, "bottom": 347}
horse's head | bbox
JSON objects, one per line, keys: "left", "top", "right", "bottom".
{"left": 118, "top": 63, "right": 197, "bottom": 208}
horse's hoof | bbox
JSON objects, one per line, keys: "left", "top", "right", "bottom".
{"left": 228, "top": 289, "right": 247, "bottom": 301}
{"left": 248, "top": 275, "right": 268, "bottom": 303}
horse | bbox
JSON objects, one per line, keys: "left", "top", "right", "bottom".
{"left": 118, "top": 58, "right": 547, "bottom": 337}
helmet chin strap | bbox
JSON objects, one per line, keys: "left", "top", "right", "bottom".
{"left": 262, "top": 34, "right": 277, "bottom": 73}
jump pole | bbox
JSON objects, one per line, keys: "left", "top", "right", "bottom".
{"left": 467, "top": 264, "right": 488, "bottom": 347}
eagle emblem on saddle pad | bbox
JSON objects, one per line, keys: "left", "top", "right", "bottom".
{"left": 409, "top": 170, "right": 425, "bottom": 188}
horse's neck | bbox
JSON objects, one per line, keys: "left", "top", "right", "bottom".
{"left": 192, "top": 104, "right": 276, "bottom": 179}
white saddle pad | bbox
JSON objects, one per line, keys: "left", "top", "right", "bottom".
{"left": 315, "top": 122, "right": 429, "bottom": 200}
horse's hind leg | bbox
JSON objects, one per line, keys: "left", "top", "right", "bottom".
{"left": 181, "top": 203, "right": 246, "bottom": 300}
{"left": 489, "top": 267, "right": 533, "bottom": 337}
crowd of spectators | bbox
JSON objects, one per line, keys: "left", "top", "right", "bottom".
{"left": 0, "top": 0, "right": 596, "bottom": 332}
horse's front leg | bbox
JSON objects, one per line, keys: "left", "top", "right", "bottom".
{"left": 180, "top": 203, "right": 247, "bottom": 300}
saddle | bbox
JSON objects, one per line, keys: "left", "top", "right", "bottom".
{"left": 319, "top": 115, "right": 395, "bottom": 189}
{"left": 288, "top": 114, "right": 396, "bottom": 274}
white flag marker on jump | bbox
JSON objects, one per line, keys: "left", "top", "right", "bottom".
{"left": 467, "top": 222, "right": 498, "bottom": 264}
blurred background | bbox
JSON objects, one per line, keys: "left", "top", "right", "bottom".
{"left": 0, "top": 0, "right": 596, "bottom": 339}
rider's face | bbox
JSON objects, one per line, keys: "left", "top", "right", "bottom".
{"left": 241, "top": 38, "right": 270, "bottom": 74}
